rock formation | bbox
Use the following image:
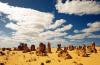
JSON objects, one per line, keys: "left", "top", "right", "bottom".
{"left": 0, "top": 51, "right": 5, "bottom": 56}
{"left": 36, "top": 42, "right": 47, "bottom": 56}
{"left": 68, "top": 45, "right": 74, "bottom": 51}
{"left": 23, "top": 44, "right": 30, "bottom": 53}
{"left": 1, "top": 48, "right": 11, "bottom": 51}
{"left": 2, "top": 48, "right": 6, "bottom": 51}
{"left": 76, "top": 44, "right": 88, "bottom": 57}
{"left": 63, "top": 47, "right": 68, "bottom": 52}
{"left": 58, "top": 50, "right": 72, "bottom": 59}
{"left": 56, "top": 43, "right": 62, "bottom": 53}
{"left": 0, "top": 63, "right": 4, "bottom": 65}
{"left": 18, "top": 43, "right": 30, "bottom": 53}
{"left": 47, "top": 42, "right": 52, "bottom": 53}
{"left": 91, "top": 42, "right": 97, "bottom": 53}
{"left": 87, "top": 42, "right": 97, "bottom": 53}
{"left": 31, "top": 44, "right": 35, "bottom": 51}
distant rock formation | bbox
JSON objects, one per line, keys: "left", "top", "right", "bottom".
{"left": 87, "top": 42, "right": 97, "bottom": 53}
{"left": 75, "top": 41, "right": 97, "bottom": 57}
{"left": 1, "top": 48, "right": 12, "bottom": 51}
{"left": 47, "top": 42, "right": 52, "bottom": 53}
{"left": 13, "top": 47, "right": 17, "bottom": 51}
{"left": 68, "top": 45, "right": 74, "bottom": 51}
{"left": 76, "top": 44, "right": 88, "bottom": 57}
{"left": 0, "top": 63, "right": 4, "bottom": 65}
{"left": 18, "top": 43, "right": 30, "bottom": 53}
{"left": 76, "top": 45, "right": 82, "bottom": 50}
{"left": 2, "top": 48, "right": 6, "bottom": 51}
{"left": 91, "top": 42, "right": 97, "bottom": 53}
{"left": 31, "top": 44, "right": 35, "bottom": 51}
{"left": 0, "top": 51, "right": 5, "bottom": 56}
{"left": 63, "top": 47, "right": 68, "bottom": 52}
{"left": 36, "top": 42, "right": 47, "bottom": 56}
{"left": 58, "top": 49, "right": 72, "bottom": 59}
{"left": 56, "top": 43, "right": 62, "bottom": 53}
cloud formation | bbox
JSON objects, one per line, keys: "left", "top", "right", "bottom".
{"left": 0, "top": 2, "right": 72, "bottom": 47}
{"left": 49, "top": 19, "right": 65, "bottom": 29}
{"left": 55, "top": 24, "right": 73, "bottom": 32}
{"left": 71, "top": 21, "right": 100, "bottom": 40}
{"left": 65, "top": 33, "right": 86, "bottom": 40}
{"left": 56, "top": 0, "right": 100, "bottom": 15}
{"left": 74, "top": 21, "right": 100, "bottom": 33}
{"left": 65, "top": 33, "right": 100, "bottom": 40}
{"left": 82, "top": 21, "right": 100, "bottom": 33}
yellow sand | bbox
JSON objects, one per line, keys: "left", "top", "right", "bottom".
{"left": 0, "top": 47, "right": 100, "bottom": 65}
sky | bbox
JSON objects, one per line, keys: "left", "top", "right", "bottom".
{"left": 0, "top": 0, "right": 100, "bottom": 48}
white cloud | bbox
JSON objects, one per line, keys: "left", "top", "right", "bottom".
{"left": 0, "top": 36, "right": 18, "bottom": 48}
{"left": 56, "top": 1, "right": 100, "bottom": 15}
{"left": 0, "top": 2, "right": 52, "bottom": 40}
{"left": 87, "top": 34, "right": 100, "bottom": 38}
{"left": 82, "top": 27, "right": 100, "bottom": 33}
{"left": 0, "top": 2, "right": 72, "bottom": 47}
{"left": 0, "top": 2, "right": 54, "bottom": 29}
{"left": 82, "top": 21, "right": 100, "bottom": 33}
{"left": 73, "top": 21, "right": 100, "bottom": 33}
{"left": 6, "top": 22, "right": 19, "bottom": 30}
{"left": 55, "top": 24, "right": 73, "bottom": 32}
{"left": 49, "top": 19, "right": 65, "bottom": 29}
{"left": 39, "top": 31, "right": 67, "bottom": 40}
{"left": 66, "top": 33, "right": 86, "bottom": 39}
{"left": 87, "top": 21, "right": 100, "bottom": 28}
{"left": 65, "top": 32, "right": 100, "bottom": 40}
{"left": 70, "top": 21, "right": 100, "bottom": 40}
{"left": 74, "top": 30, "right": 80, "bottom": 33}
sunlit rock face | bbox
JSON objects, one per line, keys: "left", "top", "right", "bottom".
{"left": 36, "top": 42, "right": 47, "bottom": 56}
{"left": 56, "top": 43, "right": 62, "bottom": 53}
{"left": 47, "top": 42, "right": 52, "bottom": 53}
{"left": 31, "top": 44, "right": 35, "bottom": 51}
{"left": 17, "top": 43, "right": 30, "bottom": 53}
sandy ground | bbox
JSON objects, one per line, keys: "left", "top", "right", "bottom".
{"left": 0, "top": 47, "right": 100, "bottom": 65}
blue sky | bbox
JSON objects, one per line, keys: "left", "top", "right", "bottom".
{"left": 0, "top": 0, "right": 100, "bottom": 47}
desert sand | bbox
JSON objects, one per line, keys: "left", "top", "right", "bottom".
{"left": 0, "top": 47, "right": 100, "bottom": 65}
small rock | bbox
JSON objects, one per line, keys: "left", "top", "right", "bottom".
{"left": 45, "top": 60, "right": 51, "bottom": 63}
{"left": 58, "top": 59, "right": 61, "bottom": 62}
{"left": 33, "top": 58, "right": 36, "bottom": 61}
{"left": 77, "top": 63, "right": 83, "bottom": 65}
{"left": 0, "top": 51, "right": 5, "bottom": 56}
{"left": 41, "top": 62, "right": 44, "bottom": 65}
{"left": 0, "top": 63, "right": 4, "bottom": 65}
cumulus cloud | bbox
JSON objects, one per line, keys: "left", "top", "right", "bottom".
{"left": 0, "top": 2, "right": 52, "bottom": 40}
{"left": 39, "top": 31, "right": 67, "bottom": 40}
{"left": 74, "top": 30, "right": 80, "bottom": 33}
{"left": 73, "top": 21, "right": 100, "bottom": 33}
{"left": 56, "top": 0, "right": 100, "bottom": 15}
{"left": 6, "top": 22, "right": 19, "bottom": 30}
{"left": 82, "top": 21, "right": 100, "bottom": 33}
{"left": 65, "top": 32, "right": 100, "bottom": 40}
{"left": 65, "top": 33, "right": 86, "bottom": 40}
{"left": 0, "top": 2, "right": 72, "bottom": 47}
{"left": 87, "top": 34, "right": 100, "bottom": 38}
{"left": 55, "top": 24, "right": 73, "bottom": 32}
{"left": 69, "top": 21, "right": 100, "bottom": 40}
{"left": 67, "top": 21, "right": 100, "bottom": 40}
{"left": 49, "top": 19, "right": 65, "bottom": 29}
{"left": 0, "top": 35, "right": 18, "bottom": 48}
